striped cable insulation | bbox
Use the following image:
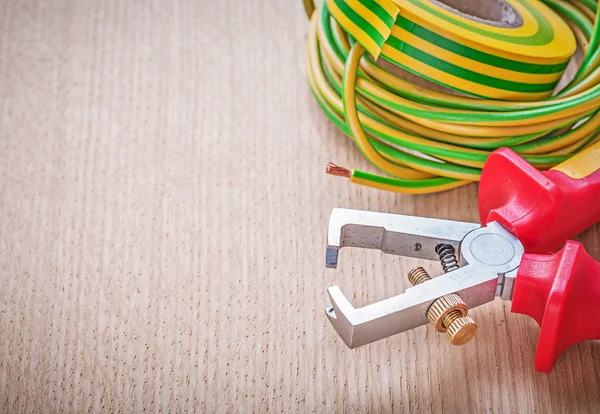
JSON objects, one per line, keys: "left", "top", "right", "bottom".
{"left": 304, "top": 0, "right": 600, "bottom": 193}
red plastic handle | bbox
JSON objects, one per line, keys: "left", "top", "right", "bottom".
{"left": 478, "top": 148, "right": 600, "bottom": 254}
{"left": 511, "top": 241, "right": 600, "bottom": 372}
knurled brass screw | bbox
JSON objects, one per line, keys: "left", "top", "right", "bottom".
{"left": 407, "top": 267, "right": 477, "bottom": 345}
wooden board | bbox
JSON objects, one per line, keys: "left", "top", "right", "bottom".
{"left": 1, "top": 0, "right": 599, "bottom": 412}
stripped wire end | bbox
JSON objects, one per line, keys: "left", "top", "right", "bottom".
{"left": 326, "top": 161, "right": 351, "bottom": 178}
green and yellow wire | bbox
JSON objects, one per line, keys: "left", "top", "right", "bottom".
{"left": 304, "top": 0, "right": 600, "bottom": 193}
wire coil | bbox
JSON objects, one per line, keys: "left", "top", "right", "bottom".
{"left": 305, "top": 0, "right": 600, "bottom": 193}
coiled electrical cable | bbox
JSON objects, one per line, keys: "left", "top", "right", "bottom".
{"left": 304, "top": 0, "right": 600, "bottom": 193}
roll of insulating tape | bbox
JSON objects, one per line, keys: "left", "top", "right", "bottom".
{"left": 325, "top": 0, "right": 577, "bottom": 100}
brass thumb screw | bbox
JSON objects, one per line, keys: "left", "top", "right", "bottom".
{"left": 408, "top": 267, "right": 477, "bottom": 346}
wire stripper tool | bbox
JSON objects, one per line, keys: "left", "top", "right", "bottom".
{"left": 325, "top": 142, "right": 600, "bottom": 372}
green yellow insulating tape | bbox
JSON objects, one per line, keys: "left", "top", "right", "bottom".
{"left": 305, "top": 0, "right": 600, "bottom": 193}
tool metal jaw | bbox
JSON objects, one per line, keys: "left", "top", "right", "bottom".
{"left": 325, "top": 208, "right": 524, "bottom": 348}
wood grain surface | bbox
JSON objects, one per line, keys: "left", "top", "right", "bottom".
{"left": 1, "top": 0, "right": 600, "bottom": 412}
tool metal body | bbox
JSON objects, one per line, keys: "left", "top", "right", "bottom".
{"left": 325, "top": 144, "right": 600, "bottom": 372}
{"left": 326, "top": 210, "right": 521, "bottom": 349}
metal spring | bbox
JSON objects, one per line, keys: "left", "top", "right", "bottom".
{"left": 435, "top": 244, "right": 459, "bottom": 273}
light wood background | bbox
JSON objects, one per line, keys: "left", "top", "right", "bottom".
{"left": 1, "top": 0, "right": 599, "bottom": 412}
